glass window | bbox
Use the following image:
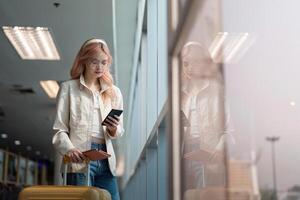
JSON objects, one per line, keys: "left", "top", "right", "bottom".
{"left": 18, "top": 157, "right": 26, "bottom": 185}
{"left": 26, "top": 160, "right": 37, "bottom": 185}
{"left": 223, "top": 1, "right": 300, "bottom": 199}
{"left": 0, "top": 150, "right": 4, "bottom": 182}
{"left": 7, "top": 153, "right": 18, "bottom": 183}
{"left": 171, "top": 0, "right": 300, "bottom": 200}
{"left": 171, "top": 0, "right": 227, "bottom": 199}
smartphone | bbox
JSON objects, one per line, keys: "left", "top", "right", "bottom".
{"left": 101, "top": 109, "right": 123, "bottom": 126}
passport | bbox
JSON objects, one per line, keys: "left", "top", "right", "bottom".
{"left": 82, "top": 149, "right": 111, "bottom": 161}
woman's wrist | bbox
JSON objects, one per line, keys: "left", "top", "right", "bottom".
{"left": 107, "top": 126, "right": 117, "bottom": 136}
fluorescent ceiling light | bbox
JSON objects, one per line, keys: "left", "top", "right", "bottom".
{"left": 26, "top": 146, "right": 32, "bottom": 151}
{"left": 209, "top": 32, "right": 228, "bottom": 61}
{"left": 40, "top": 80, "right": 59, "bottom": 99}
{"left": 224, "top": 33, "right": 249, "bottom": 63}
{"left": 209, "top": 32, "right": 252, "bottom": 63}
{"left": 1, "top": 133, "right": 8, "bottom": 139}
{"left": 2, "top": 26, "right": 60, "bottom": 60}
{"left": 14, "top": 140, "right": 21, "bottom": 145}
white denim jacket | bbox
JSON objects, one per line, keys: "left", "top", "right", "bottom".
{"left": 52, "top": 74, "right": 124, "bottom": 175}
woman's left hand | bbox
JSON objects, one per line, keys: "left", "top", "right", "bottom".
{"left": 103, "top": 115, "right": 120, "bottom": 134}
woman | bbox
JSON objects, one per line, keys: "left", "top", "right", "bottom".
{"left": 52, "top": 38, "right": 124, "bottom": 200}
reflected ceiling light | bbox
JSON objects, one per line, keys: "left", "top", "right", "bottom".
{"left": 209, "top": 32, "right": 252, "bottom": 63}
{"left": 2, "top": 26, "right": 60, "bottom": 60}
{"left": 35, "top": 151, "right": 41, "bottom": 155}
{"left": 209, "top": 32, "right": 228, "bottom": 61}
{"left": 26, "top": 146, "right": 32, "bottom": 151}
{"left": 1, "top": 133, "right": 8, "bottom": 139}
{"left": 290, "top": 101, "right": 296, "bottom": 106}
{"left": 14, "top": 140, "right": 21, "bottom": 145}
{"left": 40, "top": 80, "right": 59, "bottom": 98}
{"left": 224, "top": 33, "right": 249, "bottom": 63}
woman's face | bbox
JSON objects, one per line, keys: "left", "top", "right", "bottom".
{"left": 183, "top": 53, "right": 215, "bottom": 79}
{"left": 84, "top": 48, "right": 108, "bottom": 79}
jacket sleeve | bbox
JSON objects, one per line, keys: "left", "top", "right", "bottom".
{"left": 52, "top": 82, "right": 75, "bottom": 155}
{"left": 107, "top": 86, "right": 125, "bottom": 139}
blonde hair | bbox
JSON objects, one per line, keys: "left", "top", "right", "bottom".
{"left": 181, "top": 42, "right": 219, "bottom": 80}
{"left": 70, "top": 38, "right": 115, "bottom": 101}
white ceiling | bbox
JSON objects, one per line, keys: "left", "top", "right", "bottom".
{"left": 0, "top": 0, "right": 138, "bottom": 161}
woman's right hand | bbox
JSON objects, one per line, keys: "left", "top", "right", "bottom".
{"left": 67, "top": 148, "right": 86, "bottom": 163}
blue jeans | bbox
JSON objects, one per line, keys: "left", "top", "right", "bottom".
{"left": 66, "top": 143, "right": 120, "bottom": 200}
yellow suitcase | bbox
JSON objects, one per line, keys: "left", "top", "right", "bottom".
{"left": 18, "top": 156, "right": 112, "bottom": 200}
{"left": 19, "top": 185, "right": 111, "bottom": 200}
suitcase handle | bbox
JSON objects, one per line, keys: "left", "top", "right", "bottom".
{"left": 62, "top": 155, "right": 91, "bottom": 186}
{"left": 63, "top": 155, "right": 90, "bottom": 164}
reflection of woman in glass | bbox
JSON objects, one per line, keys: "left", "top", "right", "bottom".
{"left": 181, "top": 42, "right": 225, "bottom": 190}
{"left": 52, "top": 39, "right": 124, "bottom": 200}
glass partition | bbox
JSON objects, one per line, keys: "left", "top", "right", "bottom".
{"left": 169, "top": 0, "right": 227, "bottom": 199}
{"left": 0, "top": 149, "right": 4, "bottom": 182}
{"left": 170, "top": 1, "right": 300, "bottom": 200}
{"left": 26, "top": 160, "right": 37, "bottom": 185}
{"left": 6, "top": 152, "right": 18, "bottom": 184}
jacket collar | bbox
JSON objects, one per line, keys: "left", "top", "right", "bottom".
{"left": 79, "top": 74, "right": 110, "bottom": 93}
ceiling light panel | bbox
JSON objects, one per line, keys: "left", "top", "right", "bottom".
{"left": 40, "top": 80, "right": 59, "bottom": 99}
{"left": 2, "top": 26, "right": 60, "bottom": 60}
